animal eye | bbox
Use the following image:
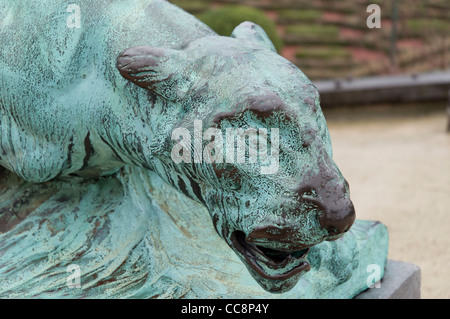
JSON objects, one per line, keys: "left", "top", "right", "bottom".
{"left": 225, "top": 178, "right": 241, "bottom": 190}
{"left": 213, "top": 165, "right": 242, "bottom": 190}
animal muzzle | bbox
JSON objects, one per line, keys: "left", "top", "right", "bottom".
{"left": 225, "top": 155, "right": 355, "bottom": 292}
{"left": 247, "top": 155, "right": 356, "bottom": 251}
{"left": 245, "top": 194, "right": 355, "bottom": 253}
{"left": 316, "top": 190, "right": 355, "bottom": 239}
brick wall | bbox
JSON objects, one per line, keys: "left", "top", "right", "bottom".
{"left": 170, "top": 0, "right": 449, "bottom": 80}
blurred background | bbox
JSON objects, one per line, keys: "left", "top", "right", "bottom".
{"left": 170, "top": 0, "right": 450, "bottom": 298}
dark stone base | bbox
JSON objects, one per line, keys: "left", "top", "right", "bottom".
{"left": 355, "top": 260, "right": 421, "bottom": 299}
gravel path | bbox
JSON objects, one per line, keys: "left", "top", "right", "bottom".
{"left": 325, "top": 104, "right": 450, "bottom": 299}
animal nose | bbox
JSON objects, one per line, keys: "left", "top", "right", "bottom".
{"left": 296, "top": 151, "right": 356, "bottom": 239}
{"left": 318, "top": 196, "right": 355, "bottom": 238}
{"left": 297, "top": 182, "right": 356, "bottom": 239}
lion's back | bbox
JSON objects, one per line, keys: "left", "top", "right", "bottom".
{"left": 0, "top": 0, "right": 214, "bottom": 181}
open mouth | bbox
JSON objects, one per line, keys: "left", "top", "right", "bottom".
{"left": 230, "top": 230, "right": 311, "bottom": 281}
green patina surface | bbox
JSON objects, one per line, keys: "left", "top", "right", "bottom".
{"left": 0, "top": 166, "right": 388, "bottom": 298}
{"left": 0, "top": 0, "right": 389, "bottom": 297}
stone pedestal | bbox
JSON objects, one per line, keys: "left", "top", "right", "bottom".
{"left": 355, "top": 260, "right": 421, "bottom": 299}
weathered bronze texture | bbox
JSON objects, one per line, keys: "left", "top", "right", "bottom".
{"left": 0, "top": 0, "right": 387, "bottom": 297}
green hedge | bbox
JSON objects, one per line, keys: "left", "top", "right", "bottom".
{"left": 296, "top": 47, "right": 351, "bottom": 59}
{"left": 277, "top": 9, "right": 322, "bottom": 23}
{"left": 170, "top": 0, "right": 211, "bottom": 13}
{"left": 406, "top": 19, "right": 449, "bottom": 36}
{"left": 197, "top": 5, "right": 283, "bottom": 52}
{"left": 285, "top": 24, "right": 340, "bottom": 38}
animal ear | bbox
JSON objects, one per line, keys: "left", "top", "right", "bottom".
{"left": 231, "top": 21, "right": 277, "bottom": 53}
{"left": 116, "top": 46, "right": 191, "bottom": 101}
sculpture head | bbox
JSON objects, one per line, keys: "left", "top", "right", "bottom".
{"left": 117, "top": 22, "right": 355, "bottom": 293}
